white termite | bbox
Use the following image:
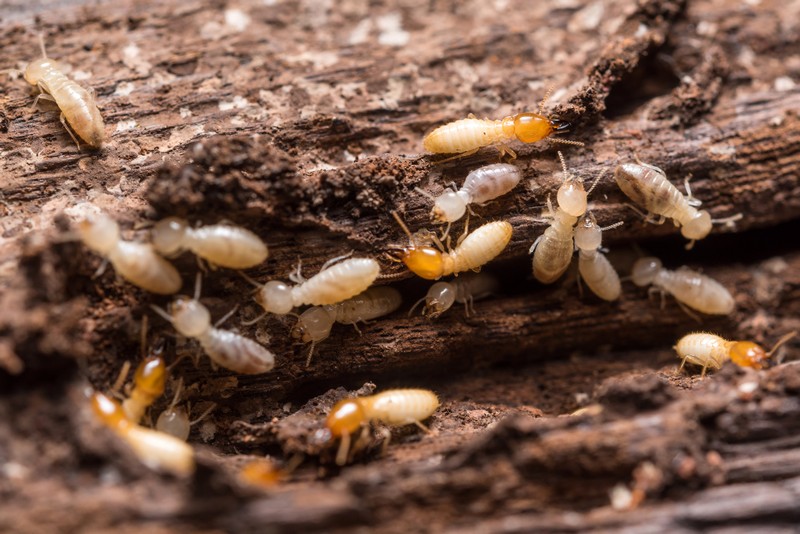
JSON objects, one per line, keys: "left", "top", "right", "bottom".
{"left": 418, "top": 163, "right": 522, "bottom": 224}
{"left": 291, "top": 286, "right": 403, "bottom": 366}
{"left": 409, "top": 272, "right": 499, "bottom": 319}
{"left": 23, "top": 36, "right": 105, "bottom": 148}
{"left": 675, "top": 331, "right": 797, "bottom": 377}
{"left": 574, "top": 212, "right": 623, "bottom": 302}
{"left": 614, "top": 160, "right": 742, "bottom": 249}
{"left": 151, "top": 275, "right": 275, "bottom": 374}
{"left": 530, "top": 152, "right": 594, "bottom": 284}
{"left": 631, "top": 257, "right": 735, "bottom": 316}
{"left": 151, "top": 217, "right": 268, "bottom": 269}
{"left": 155, "top": 378, "right": 216, "bottom": 441}
{"left": 77, "top": 211, "right": 182, "bottom": 295}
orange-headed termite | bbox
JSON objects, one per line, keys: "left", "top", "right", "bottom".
{"left": 291, "top": 286, "right": 403, "bottom": 367}
{"left": 614, "top": 160, "right": 742, "bottom": 249}
{"left": 121, "top": 354, "right": 167, "bottom": 423}
{"left": 326, "top": 388, "right": 439, "bottom": 466}
{"left": 77, "top": 211, "right": 182, "bottom": 295}
{"left": 91, "top": 391, "right": 194, "bottom": 476}
{"left": 631, "top": 257, "right": 735, "bottom": 316}
{"left": 675, "top": 331, "right": 798, "bottom": 377}
{"left": 152, "top": 217, "right": 268, "bottom": 270}
{"left": 409, "top": 272, "right": 498, "bottom": 319}
{"left": 23, "top": 36, "right": 104, "bottom": 148}
{"left": 574, "top": 212, "right": 623, "bottom": 302}
{"left": 391, "top": 212, "right": 512, "bottom": 280}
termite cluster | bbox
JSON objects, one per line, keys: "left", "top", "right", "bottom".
{"left": 9, "top": 36, "right": 796, "bottom": 482}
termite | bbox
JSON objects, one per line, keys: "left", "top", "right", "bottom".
{"left": 22, "top": 36, "right": 104, "bottom": 148}
{"left": 422, "top": 91, "right": 582, "bottom": 159}
{"left": 574, "top": 212, "right": 623, "bottom": 302}
{"left": 417, "top": 163, "right": 522, "bottom": 224}
{"left": 152, "top": 217, "right": 268, "bottom": 270}
{"left": 409, "top": 272, "right": 498, "bottom": 319}
{"left": 291, "top": 286, "right": 403, "bottom": 366}
{"left": 530, "top": 152, "right": 594, "bottom": 284}
{"left": 121, "top": 354, "right": 167, "bottom": 423}
{"left": 326, "top": 388, "right": 439, "bottom": 466}
{"left": 614, "top": 160, "right": 742, "bottom": 249}
{"left": 675, "top": 331, "right": 798, "bottom": 377}
{"left": 155, "top": 378, "right": 216, "bottom": 441}
{"left": 90, "top": 391, "right": 194, "bottom": 476}
{"left": 245, "top": 256, "right": 381, "bottom": 319}
{"left": 77, "top": 211, "right": 182, "bottom": 295}
{"left": 390, "top": 212, "right": 512, "bottom": 280}
{"left": 631, "top": 257, "right": 735, "bottom": 316}
{"left": 151, "top": 274, "right": 275, "bottom": 374}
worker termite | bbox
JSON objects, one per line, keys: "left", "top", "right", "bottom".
{"left": 631, "top": 257, "right": 735, "bottom": 316}
{"left": 326, "top": 388, "right": 440, "bottom": 466}
{"left": 417, "top": 163, "right": 522, "bottom": 224}
{"left": 155, "top": 379, "right": 216, "bottom": 440}
{"left": 291, "top": 286, "right": 403, "bottom": 366}
{"left": 151, "top": 274, "right": 275, "bottom": 374}
{"left": 422, "top": 91, "right": 583, "bottom": 159}
{"left": 90, "top": 391, "right": 195, "bottom": 476}
{"left": 245, "top": 256, "right": 381, "bottom": 320}
{"left": 77, "top": 211, "right": 182, "bottom": 295}
{"left": 530, "top": 152, "right": 594, "bottom": 284}
{"left": 22, "top": 36, "right": 105, "bottom": 148}
{"left": 574, "top": 213, "right": 623, "bottom": 302}
{"left": 152, "top": 217, "right": 268, "bottom": 270}
{"left": 390, "top": 212, "right": 512, "bottom": 280}
{"left": 614, "top": 160, "right": 742, "bottom": 249}
{"left": 409, "top": 272, "right": 499, "bottom": 319}
{"left": 675, "top": 331, "right": 798, "bottom": 377}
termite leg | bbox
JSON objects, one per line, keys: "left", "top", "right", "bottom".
{"left": 214, "top": 305, "right": 240, "bottom": 328}
{"left": 59, "top": 112, "right": 82, "bottom": 151}
{"left": 335, "top": 432, "right": 352, "bottom": 466}
{"left": 241, "top": 311, "right": 269, "bottom": 326}
{"left": 675, "top": 300, "right": 703, "bottom": 324}
{"left": 433, "top": 147, "right": 480, "bottom": 165}
{"left": 413, "top": 420, "right": 431, "bottom": 433}
{"left": 93, "top": 258, "right": 109, "bottom": 278}
{"left": 496, "top": 144, "right": 517, "bottom": 161}
{"left": 110, "top": 360, "right": 132, "bottom": 397}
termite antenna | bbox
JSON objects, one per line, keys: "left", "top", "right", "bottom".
{"left": 140, "top": 315, "right": 149, "bottom": 359}
{"left": 600, "top": 220, "right": 624, "bottom": 232}
{"left": 38, "top": 33, "right": 48, "bottom": 59}
{"left": 549, "top": 138, "right": 585, "bottom": 147}
{"left": 766, "top": 331, "right": 798, "bottom": 358}
{"left": 190, "top": 402, "right": 217, "bottom": 425}
{"left": 193, "top": 272, "right": 203, "bottom": 301}
{"left": 557, "top": 151, "right": 569, "bottom": 178}
{"left": 538, "top": 85, "right": 554, "bottom": 115}
{"left": 150, "top": 304, "right": 174, "bottom": 324}
{"left": 711, "top": 213, "right": 744, "bottom": 227}
{"left": 240, "top": 311, "right": 269, "bottom": 327}
{"left": 391, "top": 210, "right": 416, "bottom": 245}
{"left": 414, "top": 186, "right": 437, "bottom": 202}
{"left": 586, "top": 168, "right": 608, "bottom": 196}
{"left": 407, "top": 296, "right": 427, "bottom": 317}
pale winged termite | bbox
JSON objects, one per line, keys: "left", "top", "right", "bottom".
{"left": 422, "top": 90, "right": 583, "bottom": 159}
{"left": 291, "top": 286, "right": 403, "bottom": 367}
{"left": 390, "top": 212, "right": 512, "bottom": 280}
{"left": 151, "top": 274, "right": 275, "bottom": 374}
{"left": 614, "top": 160, "right": 742, "bottom": 249}
{"left": 574, "top": 212, "right": 624, "bottom": 302}
{"left": 90, "top": 391, "right": 195, "bottom": 476}
{"left": 408, "top": 272, "right": 499, "bottom": 319}
{"left": 151, "top": 217, "right": 268, "bottom": 269}
{"left": 21, "top": 35, "right": 105, "bottom": 148}
{"left": 675, "top": 331, "right": 797, "bottom": 377}
{"left": 631, "top": 257, "right": 735, "bottom": 317}
{"left": 530, "top": 152, "right": 597, "bottom": 284}
{"left": 76, "top": 211, "right": 182, "bottom": 295}
{"left": 325, "top": 388, "right": 440, "bottom": 466}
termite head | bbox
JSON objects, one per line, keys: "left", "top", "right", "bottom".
{"left": 157, "top": 407, "right": 191, "bottom": 441}
{"left": 255, "top": 281, "right": 294, "bottom": 315}
{"left": 511, "top": 112, "right": 556, "bottom": 143}
{"left": 728, "top": 341, "right": 769, "bottom": 369}
{"left": 91, "top": 391, "right": 130, "bottom": 431}
{"left": 134, "top": 355, "right": 167, "bottom": 398}
{"left": 77, "top": 214, "right": 119, "bottom": 254}
{"left": 631, "top": 257, "right": 662, "bottom": 287}
{"left": 152, "top": 217, "right": 189, "bottom": 256}
{"left": 24, "top": 58, "right": 57, "bottom": 85}
{"left": 680, "top": 211, "right": 712, "bottom": 241}
{"left": 169, "top": 297, "right": 211, "bottom": 337}
{"left": 291, "top": 307, "right": 334, "bottom": 344}
{"left": 390, "top": 211, "right": 446, "bottom": 280}
{"left": 326, "top": 398, "right": 367, "bottom": 438}
{"left": 555, "top": 151, "right": 587, "bottom": 217}
{"left": 433, "top": 190, "right": 467, "bottom": 223}
{"left": 574, "top": 213, "right": 602, "bottom": 252}
{"left": 423, "top": 282, "right": 456, "bottom": 319}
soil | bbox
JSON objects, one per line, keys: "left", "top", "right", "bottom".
{"left": 1, "top": 0, "right": 799, "bottom": 532}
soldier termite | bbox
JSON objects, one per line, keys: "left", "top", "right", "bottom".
{"left": 22, "top": 35, "right": 105, "bottom": 148}
{"left": 631, "top": 257, "right": 735, "bottom": 316}
{"left": 574, "top": 213, "right": 623, "bottom": 302}
{"left": 151, "top": 217, "right": 268, "bottom": 270}
{"left": 422, "top": 90, "right": 583, "bottom": 159}
{"left": 244, "top": 256, "right": 381, "bottom": 320}
{"left": 390, "top": 212, "right": 512, "bottom": 280}
{"left": 77, "top": 211, "right": 182, "bottom": 295}
{"left": 614, "top": 160, "right": 743, "bottom": 249}
{"left": 530, "top": 152, "right": 596, "bottom": 284}
{"left": 417, "top": 163, "right": 522, "bottom": 225}
{"left": 90, "top": 390, "right": 195, "bottom": 476}
{"left": 151, "top": 274, "right": 276, "bottom": 374}
{"left": 121, "top": 354, "right": 167, "bottom": 423}
{"left": 409, "top": 272, "right": 499, "bottom": 319}
{"left": 675, "top": 331, "right": 798, "bottom": 377}
{"left": 291, "top": 286, "right": 403, "bottom": 367}
{"left": 325, "top": 388, "right": 440, "bottom": 466}
{"left": 155, "top": 378, "right": 216, "bottom": 441}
